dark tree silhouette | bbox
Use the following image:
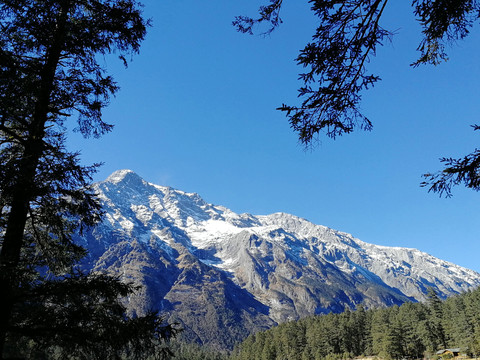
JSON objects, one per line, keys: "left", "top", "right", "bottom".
{"left": 0, "top": 1, "right": 178, "bottom": 358}
{"left": 235, "top": 1, "right": 480, "bottom": 196}
{"left": 422, "top": 126, "right": 480, "bottom": 197}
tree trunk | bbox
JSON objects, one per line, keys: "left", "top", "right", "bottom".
{"left": 0, "top": 2, "right": 70, "bottom": 357}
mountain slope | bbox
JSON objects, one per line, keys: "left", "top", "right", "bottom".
{"left": 76, "top": 170, "right": 480, "bottom": 349}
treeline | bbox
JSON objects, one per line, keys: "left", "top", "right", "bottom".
{"left": 170, "top": 342, "right": 229, "bottom": 360}
{"left": 231, "top": 287, "right": 480, "bottom": 360}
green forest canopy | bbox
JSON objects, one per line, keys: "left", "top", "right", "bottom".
{"left": 232, "top": 287, "right": 480, "bottom": 360}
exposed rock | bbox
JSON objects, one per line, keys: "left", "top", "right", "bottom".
{"left": 75, "top": 170, "right": 480, "bottom": 350}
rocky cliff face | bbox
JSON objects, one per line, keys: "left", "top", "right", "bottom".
{"left": 75, "top": 170, "right": 480, "bottom": 350}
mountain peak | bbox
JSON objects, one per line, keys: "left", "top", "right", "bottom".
{"left": 78, "top": 172, "right": 480, "bottom": 349}
{"left": 105, "top": 169, "right": 141, "bottom": 184}
{"left": 105, "top": 169, "right": 145, "bottom": 185}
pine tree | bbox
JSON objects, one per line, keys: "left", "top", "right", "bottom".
{"left": 443, "top": 294, "right": 473, "bottom": 352}
{"left": 236, "top": 1, "right": 480, "bottom": 197}
{"left": 260, "top": 331, "right": 276, "bottom": 360}
{"left": 371, "top": 307, "right": 392, "bottom": 358}
{"left": 0, "top": 1, "right": 178, "bottom": 358}
{"left": 464, "top": 289, "right": 480, "bottom": 357}
{"left": 426, "top": 288, "right": 448, "bottom": 350}
{"left": 235, "top": 0, "right": 480, "bottom": 145}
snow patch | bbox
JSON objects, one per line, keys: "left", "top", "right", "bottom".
{"left": 187, "top": 219, "right": 244, "bottom": 247}
{"left": 106, "top": 169, "right": 136, "bottom": 184}
{"left": 131, "top": 204, "right": 153, "bottom": 224}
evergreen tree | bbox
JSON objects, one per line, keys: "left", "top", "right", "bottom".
{"left": 324, "top": 312, "right": 342, "bottom": 355}
{"left": 236, "top": 1, "right": 480, "bottom": 196}
{"left": 424, "top": 288, "right": 448, "bottom": 351}
{"left": 260, "top": 331, "right": 276, "bottom": 360}
{"left": 235, "top": 0, "right": 480, "bottom": 144}
{"left": 5, "top": 272, "right": 179, "bottom": 359}
{"left": 350, "top": 305, "right": 368, "bottom": 356}
{"left": 464, "top": 289, "right": 480, "bottom": 356}
{"left": 422, "top": 126, "right": 480, "bottom": 197}
{"left": 371, "top": 308, "right": 391, "bottom": 358}
{"left": 0, "top": 0, "right": 178, "bottom": 358}
{"left": 443, "top": 294, "right": 473, "bottom": 352}
{"left": 384, "top": 317, "right": 404, "bottom": 360}
{"left": 397, "top": 302, "right": 427, "bottom": 359}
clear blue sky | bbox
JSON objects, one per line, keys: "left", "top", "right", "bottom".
{"left": 68, "top": 1, "right": 480, "bottom": 272}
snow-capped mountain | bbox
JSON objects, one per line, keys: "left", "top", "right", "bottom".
{"left": 76, "top": 170, "right": 480, "bottom": 350}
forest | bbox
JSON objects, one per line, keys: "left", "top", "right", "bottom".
{"left": 230, "top": 288, "right": 480, "bottom": 360}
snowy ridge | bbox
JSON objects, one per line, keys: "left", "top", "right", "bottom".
{"left": 82, "top": 170, "right": 480, "bottom": 327}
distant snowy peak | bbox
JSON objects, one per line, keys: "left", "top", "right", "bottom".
{"left": 97, "top": 170, "right": 262, "bottom": 229}
{"left": 93, "top": 170, "right": 480, "bottom": 302}
{"left": 105, "top": 169, "right": 139, "bottom": 184}
{"left": 77, "top": 170, "right": 480, "bottom": 349}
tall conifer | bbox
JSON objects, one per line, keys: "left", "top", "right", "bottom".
{"left": 0, "top": 1, "right": 177, "bottom": 358}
